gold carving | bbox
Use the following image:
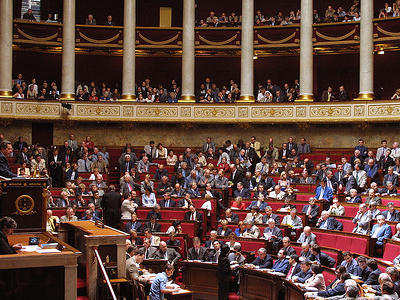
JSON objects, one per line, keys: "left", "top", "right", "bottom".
{"left": 57, "top": 121, "right": 75, "bottom": 128}
{"left": 1, "top": 102, "right": 12, "bottom": 113}
{"left": 194, "top": 108, "right": 235, "bottom": 118}
{"left": 310, "top": 106, "right": 351, "bottom": 117}
{"left": 369, "top": 105, "right": 400, "bottom": 116}
{"left": 181, "top": 107, "right": 191, "bottom": 117}
{"left": 298, "top": 123, "right": 310, "bottom": 130}
{"left": 137, "top": 107, "right": 178, "bottom": 117}
{"left": 238, "top": 107, "right": 249, "bottom": 117}
{"left": 121, "top": 122, "right": 136, "bottom": 130}
{"left": 257, "top": 32, "right": 296, "bottom": 44}
{"left": 354, "top": 105, "right": 365, "bottom": 116}
{"left": 180, "top": 123, "right": 194, "bottom": 130}
{"left": 238, "top": 123, "right": 252, "bottom": 130}
{"left": 77, "top": 105, "right": 120, "bottom": 116}
{"left": 138, "top": 32, "right": 180, "bottom": 45}
{"left": 16, "top": 103, "right": 60, "bottom": 115}
{"left": 123, "top": 106, "right": 134, "bottom": 117}
{"left": 252, "top": 107, "right": 293, "bottom": 118}
{"left": 13, "top": 195, "right": 37, "bottom": 216}
{"left": 296, "top": 106, "right": 306, "bottom": 117}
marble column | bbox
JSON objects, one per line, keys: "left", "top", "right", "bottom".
{"left": 60, "top": 0, "right": 76, "bottom": 100}
{"left": 121, "top": 0, "right": 136, "bottom": 100}
{"left": 356, "top": 0, "right": 375, "bottom": 100}
{"left": 297, "top": 0, "right": 314, "bottom": 101}
{"left": 238, "top": 0, "right": 254, "bottom": 102}
{"left": 180, "top": 0, "right": 196, "bottom": 102}
{"left": 0, "top": 0, "right": 13, "bottom": 97}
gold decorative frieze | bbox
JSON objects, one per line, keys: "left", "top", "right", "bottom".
{"left": 76, "top": 105, "right": 120, "bottom": 116}
{"left": 369, "top": 105, "right": 400, "bottom": 116}
{"left": 354, "top": 105, "right": 365, "bottom": 116}
{"left": 296, "top": 106, "right": 307, "bottom": 117}
{"left": 251, "top": 107, "right": 293, "bottom": 118}
{"left": 310, "top": 106, "right": 351, "bottom": 117}
{"left": 123, "top": 106, "right": 134, "bottom": 117}
{"left": 1, "top": 102, "right": 12, "bottom": 113}
{"left": 238, "top": 107, "right": 249, "bottom": 118}
{"left": 181, "top": 107, "right": 192, "bottom": 118}
{"left": 136, "top": 107, "right": 178, "bottom": 117}
{"left": 16, "top": 103, "right": 59, "bottom": 115}
{"left": 194, "top": 107, "right": 235, "bottom": 118}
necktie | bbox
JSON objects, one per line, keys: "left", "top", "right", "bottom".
{"left": 338, "top": 172, "right": 341, "bottom": 182}
{"left": 128, "top": 184, "right": 132, "bottom": 192}
{"left": 145, "top": 164, "right": 147, "bottom": 172}
{"left": 191, "top": 213, "right": 195, "bottom": 221}
{"left": 166, "top": 200, "right": 169, "bottom": 207}
{"left": 261, "top": 164, "right": 264, "bottom": 173}
{"left": 85, "top": 162, "right": 89, "bottom": 172}
{"left": 152, "top": 224, "right": 154, "bottom": 231}
{"left": 126, "top": 163, "right": 129, "bottom": 172}
{"left": 195, "top": 249, "right": 198, "bottom": 260}
{"left": 146, "top": 249, "right": 149, "bottom": 259}
{"left": 307, "top": 206, "right": 311, "bottom": 215}
{"left": 286, "top": 265, "right": 294, "bottom": 280}
{"left": 356, "top": 172, "right": 359, "bottom": 184}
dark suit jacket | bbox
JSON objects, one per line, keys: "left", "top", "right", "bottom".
{"left": 188, "top": 246, "right": 209, "bottom": 261}
{"left": 334, "top": 171, "right": 345, "bottom": 184}
{"left": 12, "top": 141, "right": 28, "bottom": 150}
{"left": 364, "top": 268, "right": 382, "bottom": 286}
{"left": 229, "top": 169, "right": 243, "bottom": 185}
{"left": 15, "top": 151, "right": 30, "bottom": 164}
{"left": 226, "top": 213, "right": 239, "bottom": 223}
{"left": 156, "top": 182, "right": 172, "bottom": 196}
{"left": 244, "top": 147, "right": 258, "bottom": 161}
{"left": 154, "top": 248, "right": 181, "bottom": 265}
{"left": 159, "top": 199, "right": 177, "bottom": 208}
{"left": 205, "top": 239, "right": 224, "bottom": 248}
{"left": 123, "top": 221, "right": 143, "bottom": 233}
{"left": 0, "top": 231, "right": 16, "bottom": 254}
{"left": 262, "top": 177, "right": 276, "bottom": 190}
{"left": 103, "top": 21, "right": 116, "bottom": 26}
{"left": 184, "top": 211, "right": 203, "bottom": 225}
{"left": 120, "top": 161, "right": 136, "bottom": 173}
{"left": 380, "top": 210, "right": 400, "bottom": 222}
{"left": 293, "top": 268, "right": 312, "bottom": 283}
{"left": 262, "top": 213, "right": 280, "bottom": 225}
{"left": 234, "top": 188, "right": 251, "bottom": 198}
{"left": 217, "top": 256, "right": 231, "bottom": 282}
{"left": 66, "top": 168, "right": 79, "bottom": 180}
{"left": 0, "top": 153, "right": 18, "bottom": 178}
{"left": 143, "top": 221, "right": 161, "bottom": 233}
{"left": 217, "top": 227, "right": 233, "bottom": 236}
{"left": 347, "top": 195, "right": 362, "bottom": 203}
{"left": 279, "top": 149, "right": 289, "bottom": 160}
{"left": 312, "top": 252, "right": 336, "bottom": 268}
{"left": 287, "top": 142, "right": 298, "bottom": 152}
{"left": 251, "top": 254, "right": 273, "bottom": 269}
{"left": 154, "top": 169, "right": 169, "bottom": 180}
{"left": 337, "top": 90, "right": 350, "bottom": 101}
{"left": 302, "top": 204, "right": 319, "bottom": 222}
{"left": 318, "top": 217, "right": 343, "bottom": 231}
{"left": 243, "top": 177, "right": 257, "bottom": 190}
{"left": 318, "top": 282, "right": 346, "bottom": 297}
{"left": 379, "top": 156, "right": 395, "bottom": 173}
{"left": 383, "top": 173, "right": 399, "bottom": 186}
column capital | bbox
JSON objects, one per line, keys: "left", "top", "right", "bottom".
{"left": 296, "top": 94, "right": 314, "bottom": 102}
{"left": 179, "top": 95, "right": 196, "bottom": 102}
{"left": 354, "top": 93, "right": 375, "bottom": 101}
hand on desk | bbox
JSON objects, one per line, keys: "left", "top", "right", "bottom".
{"left": 12, "top": 243, "right": 23, "bottom": 250}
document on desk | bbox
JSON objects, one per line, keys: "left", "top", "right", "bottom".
{"left": 173, "top": 289, "right": 192, "bottom": 294}
{"left": 21, "top": 245, "right": 41, "bottom": 252}
{"left": 36, "top": 249, "right": 61, "bottom": 254}
{"left": 263, "top": 232, "right": 272, "bottom": 239}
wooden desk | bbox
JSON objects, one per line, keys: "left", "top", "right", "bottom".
{"left": 58, "top": 221, "right": 128, "bottom": 300}
{"left": 0, "top": 232, "right": 81, "bottom": 300}
{"left": 239, "top": 267, "right": 304, "bottom": 300}
{"left": 142, "top": 259, "right": 169, "bottom": 273}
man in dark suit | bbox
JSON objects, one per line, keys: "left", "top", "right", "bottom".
{"left": 184, "top": 204, "right": 203, "bottom": 239}
{"left": 120, "top": 155, "right": 136, "bottom": 173}
{"left": 49, "top": 149, "right": 63, "bottom": 187}
{"left": 249, "top": 248, "right": 273, "bottom": 269}
{"left": 120, "top": 174, "right": 140, "bottom": 195}
{"left": 262, "top": 206, "right": 280, "bottom": 224}
{"left": 233, "top": 182, "right": 250, "bottom": 198}
{"left": 15, "top": 146, "right": 30, "bottom": 164}
{"left": 282, "top": 237, "right": 297, "bottom": 256}
{"left": 159, "top": 192, "right": 176, "bottom": 208}
{"left": 224, "top": 208, "right": 239, "bottom": 223}
{"left": 204, "top": 230, "right": 223, "bottom": 249}
{"left": 292, "top": 260, "right": 313, "bottom": 283}
{"left": 363, "top": 259, "right": 382, "bottom": 286}
{"left": 154, "top": 164, "right": 168, "bottom": 180}
{"left": 243, "top": 172, "right": 257, "bottom": 191}
{"left": 154, "top": 241, "right": 181, "bottom": 265}
{"left": 337, "top": 85, "right": 350, "bottom": 101}
{"left": 123, "top": 213, "right": 143, "bottom": 233}
{"left": 261, "top": 174, "right": 276, "bottom": 191}
{"left": 201, "top": 137, "right": 216, "bottom": 153}
{"left": 286, "top": 254, "right": 302, "bottom": 281}
{"left": 143, "top": 216, "right": 161, "bottom": 233}
{"left": 316, "top": 211, "right": 343, "bottom": 230}
{"left": 103, "top": 15, "right": 116, "bottom": 26}
{"left": 326, "top": 170, "right": 339, "bottom": 192}
{"left": 229, "top": 164, "right": 243, "bottom": 194}
{"left": 380, "top": 202, "right": 400, "bottom": 222}
{"left": 157, "top": 176, "right": 172, "bottom": 196}
{"left": 244, "top": 142, "right": 258, "bottom": 165}
{"left": 187, "top": 237, "right": 208, "bottom": 261}
{"left": 12, "top": 136, "right": 28, "bottom": 151}
{"left": 379, "top": 149, "right": 395, "bottom": 175}
{"left": 288, "top": 170, "right": 300, "bottom": 184}
{"left": 310, "top": 244, "right": 336, "bottom": 268}
{"left": 301, "top": 197, "right": 320, "bottom": 225}
{"left": 272, "top": 249, "right": 290, "bottom": 274}
{"left": 383, "top": 167, "right": 398, "bottom": 186}
{"left": 279, "top": 144, "right": 289, "bottom": 160}
{"left": 299, "top": 243, "right": 313, "bottom": 261}
{"left": 101, "top": 185, "right": 121, "bottom": 229}
{"left": 334, "top": 165, "right": 345, "bottom": 185}
{"left": 287, "top": 137, "right": 297, "bottom": 152}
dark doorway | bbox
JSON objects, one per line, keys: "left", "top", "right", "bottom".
{"left": 32, "top": 123, "right": 53, "bottom": 148}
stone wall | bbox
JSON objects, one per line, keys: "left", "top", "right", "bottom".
{"left": 2, "top": 120, "right": 397, "bottom": 150}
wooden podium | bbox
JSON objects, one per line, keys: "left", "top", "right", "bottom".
{"left": 0, "top": 178, "right": 48, "bottom": 231}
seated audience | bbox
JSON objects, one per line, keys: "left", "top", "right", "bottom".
{"left": 298, "top": 264, "right": 326, "bottom": 291}
{"left": 247, "top": 248, "right": 273, "bottom": 269}
{"left": 310, "top": 244, "right": 336, "bottom": 268}
{"left": 316, "top": 210, "right": 343, "bottom": 230}
{"left": 297, "top": 226, "right": 317, "bottom": 245}
{"left": 327, "top": 198, "right": 345, "bottom": 216}
{"left": 188, "top": 237, "right": 208, "bottom": 261}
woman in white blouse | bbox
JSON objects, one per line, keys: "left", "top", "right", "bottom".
{"left": 156, "top": 143, "right": 168, "bottom": 159}
{"left": 166, "top": 149, "right": 177, "bottom": 166}
{"left": 300, "top": 264, "right": 326, "bottom": 291}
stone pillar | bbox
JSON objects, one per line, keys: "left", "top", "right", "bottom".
{"left": 238, "top": 0, "right": 254, "bottom": 102}
{"left": 121, "top": 0, "right": 136, "bottom": 100}
{"left": 60, "top": 0, "right": 76, "bottom": 100}
{"left": 355, "top": 0, "right": 375, "bottom": 100}
{"left": 297, "top": 0, "right": 314, "bottom": 101}
{"left": 0, "top": 0, "right": 13, "bottom": 97}
{"left": 180, "top": 0, "right": 196, "bottom": 102}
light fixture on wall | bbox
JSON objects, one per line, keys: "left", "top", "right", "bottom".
{"left": 378, "top": 48, "right": 385, "bottom": 55}
{"left": 253, "top": 55, "right": 258, "bottom": 60}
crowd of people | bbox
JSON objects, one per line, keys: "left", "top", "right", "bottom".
{"left": 3, "top": 133, "right": 400, "bottom": 299}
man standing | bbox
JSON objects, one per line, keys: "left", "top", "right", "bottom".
{"left": 0, "top": 141, "right": 18, "bottom": 178}
{"left": 101, "top": 185, "right": 121, "bottom": 229}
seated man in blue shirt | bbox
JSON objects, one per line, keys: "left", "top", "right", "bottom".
{"left": 340, "top": 251, "right": 361, "bottom": 276}
{"left": 149, "top": 264, "right": 180, "bottom": 300}
{"left": 272, "top": 249, "right": 289, "bottom": 274}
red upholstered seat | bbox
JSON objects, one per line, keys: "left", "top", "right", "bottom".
{"left": 341, "top": 219, "right": 355, "bottom": 233}
{"left": 383, "top": 243, "right": 400, "bottom": 262}
{"left": 335, "top": 236, "right": 351, "bottom": 252}
{"left": 296, "top": 185, "right": 311, "bottom": 192}
{"left": 350, "top": 237, "right": 367, "bottom": 255}
{"left": 323, "top": 270, "right": 337, "bottom": 287}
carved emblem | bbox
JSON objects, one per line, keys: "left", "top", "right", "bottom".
{"left": 13, "top": 195, "right": 37, "bottom": 215}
